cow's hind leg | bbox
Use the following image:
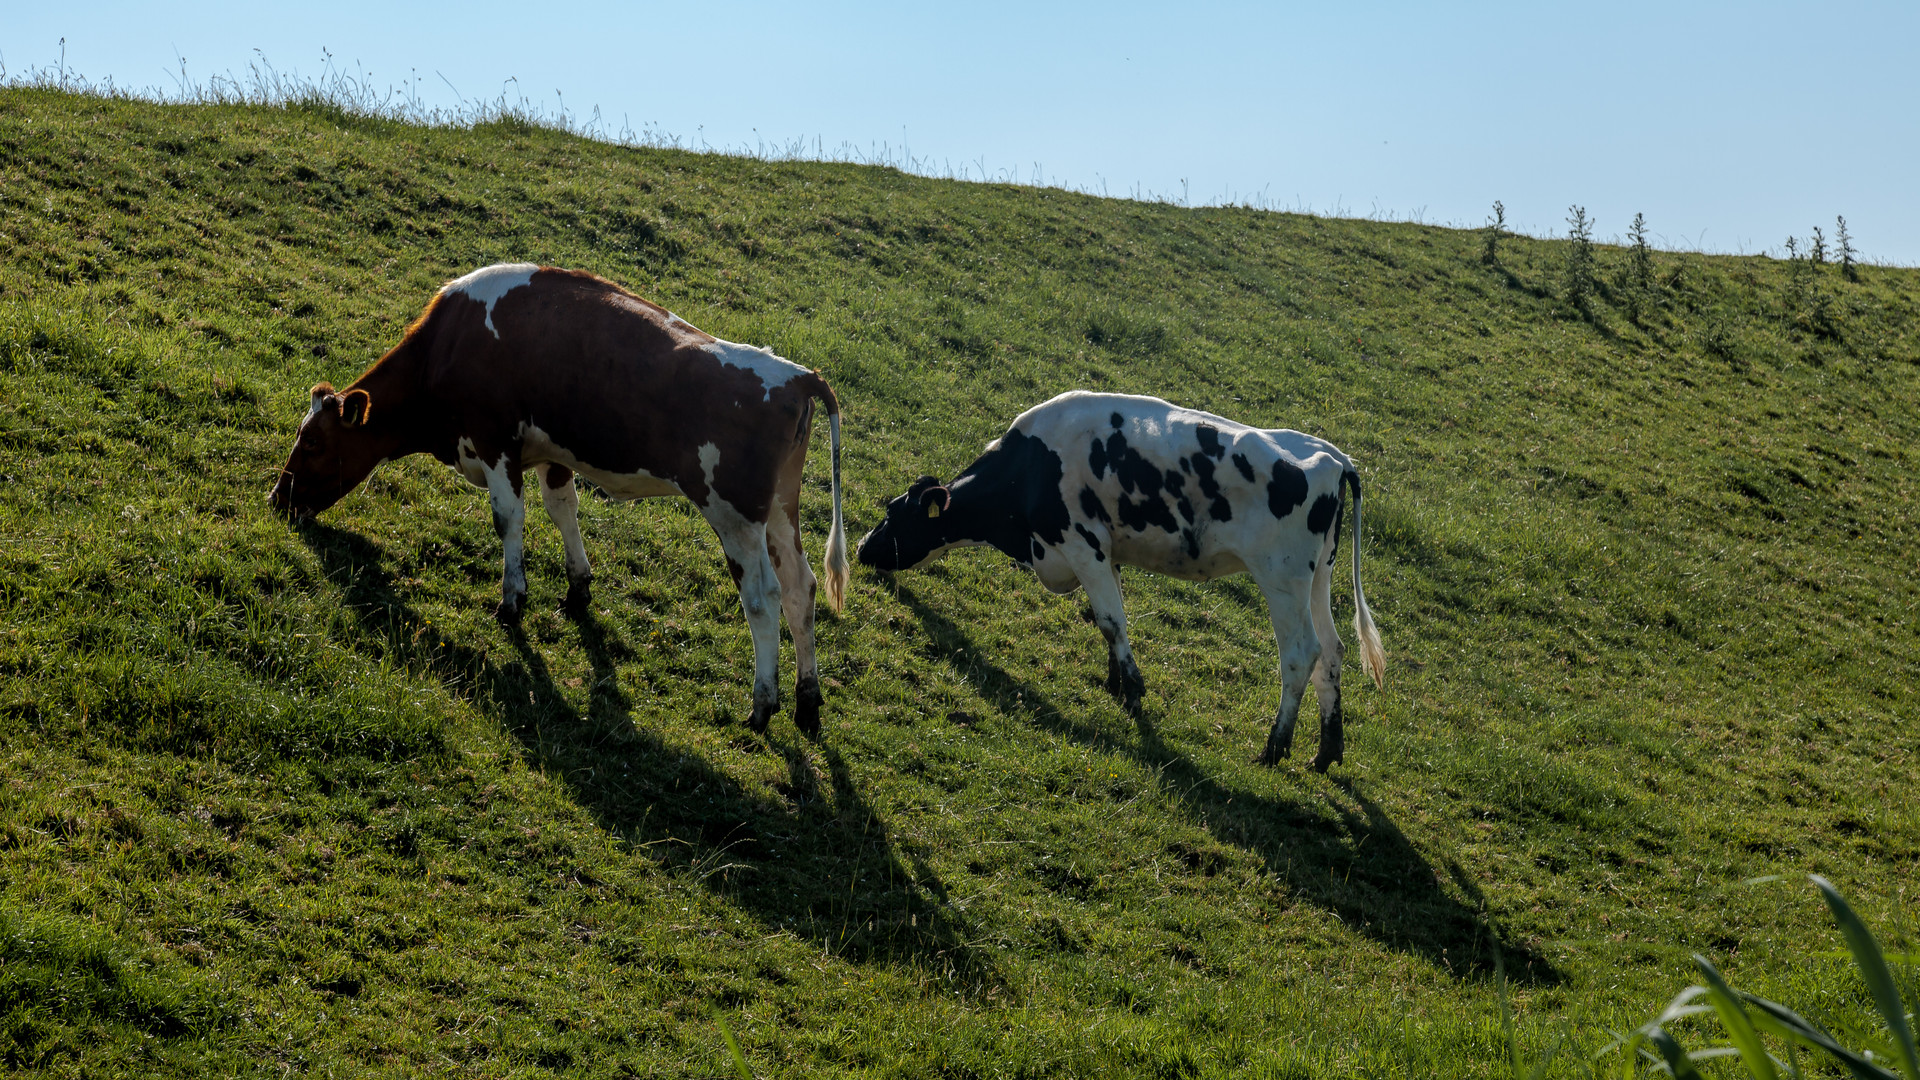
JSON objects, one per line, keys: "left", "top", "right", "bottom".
{"left": 1307, "top": 533, "right": 1346, "bottom": 770}
{"left": 1254, "top": 572, "right": 1321, "bottom": 768}
{"left": 479, "top": 449, "right": 528, "bottom": 624}
{"left": 707, "top": 508, "right": 785, "bottom": 733}
{"left": 536, "top": 463, "right": 593, "bottom": 617}
{"left": 766, "top": 493, "right": 824, "bottom": 737}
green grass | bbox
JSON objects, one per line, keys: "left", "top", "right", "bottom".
{"left": 1, "top": 86, "right": 1917, "bottom": 1077}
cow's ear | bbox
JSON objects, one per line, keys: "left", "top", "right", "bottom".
{"left": 308, "top": 382, "right": 336, "bottom": 418}
{"left": 920, "top": 484, "right": 951, "bottom": 516}
{"left": 339, "top": 388, "right": 372, "bottom": 427}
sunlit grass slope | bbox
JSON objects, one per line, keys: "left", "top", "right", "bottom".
{"left": 1, "top": 87, "right": 1917, "bottom": 1077}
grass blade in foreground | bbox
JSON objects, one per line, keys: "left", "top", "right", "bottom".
{"left": 1739, "top": 993, "right": 1899, "bottom": 1080}
{"left": 1613, "top": 988, "right": 1712, "bottom": 1080}
{"left": 1812, "top": 875, "right": 1920, "bottom": 1080}
{"left": 714, "top": 1010, "right": 755, "bottom": 1080}
{"left": 1693, "top": 955, "right": 1782, "bottom": 1080}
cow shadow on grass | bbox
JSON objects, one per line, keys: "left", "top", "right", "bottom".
{"left": 890, "top": 582, "right": 1558, "bottom": 986}
{"left": 295, "top": 522, "right": 1006, "bottom": 997}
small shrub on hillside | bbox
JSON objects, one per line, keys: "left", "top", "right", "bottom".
{"left": 1562, "top": 206, "right": 1597, "bottom": 316}
{"left": 1785, "top": 235, "right": 1841, "bottom": 341}
{"left": 1624, "top": 212, "right": 1657, "bottom": 323}
{"left": 1696, "top": 309, "right": 1741, "bottom": 365}
{"left": 1481, "top": 201, "right": 1506, "bottom": 267}
{"left": 1838, "top": 215, "right": 1860, "bottom": 282}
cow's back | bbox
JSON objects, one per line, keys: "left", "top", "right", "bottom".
{"left": 1012, "top": 391, "right": 1351, "bottom": 579}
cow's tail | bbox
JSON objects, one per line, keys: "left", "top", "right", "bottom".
{"left": 812, "top": 375, "right": 849, "bottom": 613}
{"left": 1345, "top": 469, "right": 1386, "bottom": 689}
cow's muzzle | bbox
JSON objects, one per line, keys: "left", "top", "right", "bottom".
{"left": 267, "top": 476, "right": 311, "bottom": 521}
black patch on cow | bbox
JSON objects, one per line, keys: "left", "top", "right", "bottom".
{"left": 1110, "top": 411, "right": 1124, "bottom": 429}
{"left": 1195, "top": 424, "right": 1227, "bottom": 460}
{"left": 948, "top": 428, "right": 1072, "bottom": 561}
{"left": 1079, "top": 486, "right": 1111, "bottom": 524}
{"left": 1231, "top": 453, "right": 1255, "bottom": 482}
{"left": 1307, "top": 492, "right": 1340, "bottom": 535}
{"left": 1189, "top": 453, "right": 1232, "bottom": 522}
{"left": 1179, "top": 457, "right": 1191, "bottom": 474}
{"left": 1074, "top": 523, "right": 1106, "bottom": 561}
{"left": 1116, "top": 492, "right": 1179, "bottom": 534}
{"left": 1032, "top": 538, "right": 1047, "bottom": 561}
{"left": 862, "top": 430, "right": 1071, "bottom": 572}
{"left": 1162, "top": 469, "right": 1196, "bottom": 524}
{"left": 1088, "top": 437, "right": 1108, "bottom": 480}
{"left": 1105, "top": 431, "right": 1162, "bottom": 499}
{"left": 1269, "top": 460, "right": 1309, "bottom": 520}
{"left": 1099, "top": 429, "right": 1178, "bottom": 533}
{"left": 1181, "top": 528, "right": 1200, "bottom": 559}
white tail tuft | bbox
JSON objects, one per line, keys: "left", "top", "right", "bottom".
{"left": 821, "top": 409, "right": 849, "bottom": 612}
{"left": 1348, "top": 471, "right": 1386, "bottom": 689}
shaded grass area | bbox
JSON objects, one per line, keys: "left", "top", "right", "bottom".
{"left": 0, "top": 87, "right": 1916, "bottom": 1076}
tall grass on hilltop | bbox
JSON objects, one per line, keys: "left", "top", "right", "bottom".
{"left": 0, "top": 83, "right": 1917, "bottom": 1077}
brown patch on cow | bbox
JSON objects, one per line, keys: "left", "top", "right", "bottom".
{"left": 544, "top": 463, "right": 573, "bottom": 490}
{"left": 725, "top": 557, "right": 746, "bottom": 584}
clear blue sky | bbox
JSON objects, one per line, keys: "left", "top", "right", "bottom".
{"left": 6, "top": 2, "right": 1916, "bottom": 263}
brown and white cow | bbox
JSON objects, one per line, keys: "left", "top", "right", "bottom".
{"left": 269, "top": 264, "right": 849, "bottom": 735}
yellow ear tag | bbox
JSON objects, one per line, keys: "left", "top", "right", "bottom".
{"left": 927, "top": 502, "right": 941, "bottom": 518}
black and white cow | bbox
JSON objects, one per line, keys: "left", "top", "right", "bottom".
{"left": 856, "top": 391, "right": 1384, "bottom": 771}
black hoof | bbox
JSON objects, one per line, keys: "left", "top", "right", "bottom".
{"left": 794, "top": 679, "right": 824, "bottom": 737}
{"left": 494, "top": 598, "right": 524, "bottom": 626}
{"left": 747, "top": 701, "right": 777, "bottom": 735}
{"left": 1257, "top": 726, "right": 1294, "bottom": 767}
{"left": 1310, "top": 751, "right": 1341, "bottom": 774}
{"left": 561, "top": 580, "right": 592, "bottom": 619}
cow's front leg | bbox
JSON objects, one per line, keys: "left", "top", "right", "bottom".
{"left": 1077, "top": 561, "right": 1143, "bottom": 712}
{"left": 536, "top": 463, "right": 593, "bottom": 617}
{"left": 708, "top": 509, "right": 785, "bottom": 733}
{"left": 481, "top": 450, "right": 528, "bottom": 624}
{"left": 1254, "top": 573, "right": 1321, "bottom": 768}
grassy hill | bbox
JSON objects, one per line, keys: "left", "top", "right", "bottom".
{"left": 1, "top": 86, "right": 1916, "bottom": 1077}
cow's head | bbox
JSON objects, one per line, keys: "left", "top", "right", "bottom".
{"left": 268, "top": 383, "right": 387, "bottom": 519}
{"left": 855, "top": 475, "right": 956, "bottom": 572}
